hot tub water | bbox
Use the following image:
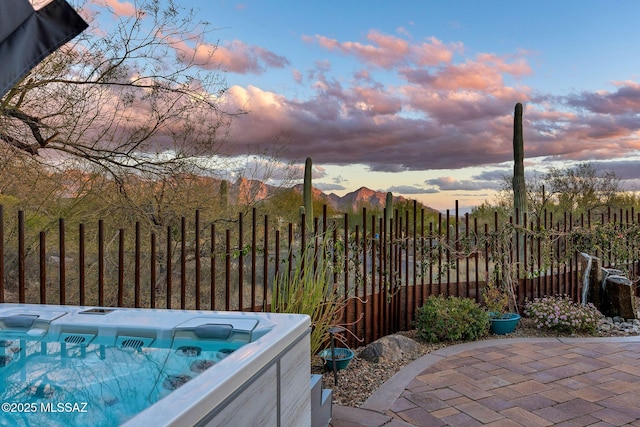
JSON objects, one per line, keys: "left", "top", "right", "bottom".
{"left": 0, "top": 304, "right": 311, "bottom": 426}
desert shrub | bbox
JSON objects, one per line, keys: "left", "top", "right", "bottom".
{"left": 524, "top": 295, "right": 603, "bottom": 335}
{"left": 415, "top": 295, "right": 489, "bottom": 343}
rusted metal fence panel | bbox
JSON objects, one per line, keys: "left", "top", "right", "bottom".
{"left": 0, "top": 203, "right": 639, "bottom": 347}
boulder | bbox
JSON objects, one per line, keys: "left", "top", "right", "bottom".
{"left": 358, "top": 334, "right": 420, "bottom": 363}
{"left": 580, "top": 255, "right": 637, "bottom": 319}
{"left": 603, "top": 275, "right": 637, "bottom": 319}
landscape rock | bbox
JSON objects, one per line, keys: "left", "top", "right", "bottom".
{"left": 598, "top": 316, "right": 640, "bottom": 336}
{"left": 358, "top": 334, "right": 421, "bottom": 363}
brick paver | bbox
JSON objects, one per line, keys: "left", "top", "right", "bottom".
{"left": 331, "top": 338, "right": 640, "bottom": 427}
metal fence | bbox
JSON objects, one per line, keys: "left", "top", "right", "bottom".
{"left": 0, "top": 202, "right": 638, "bottom": 347}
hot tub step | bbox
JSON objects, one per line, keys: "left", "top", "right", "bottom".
{"left": 312, "top": 389, "right": 332, "bottom": 427}
{"left": 310, "top": 374, "right": 332, "bottom": 427}
{"left": 310, "top": 374, "right": 322, "bottom": 402}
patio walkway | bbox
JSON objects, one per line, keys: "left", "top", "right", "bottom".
{"left": 330, "top": 336, "right": 640, "bottom": 426}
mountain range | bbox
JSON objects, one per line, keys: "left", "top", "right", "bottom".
{"left": 232, "top": 177, "right": 438, "bottom": 213}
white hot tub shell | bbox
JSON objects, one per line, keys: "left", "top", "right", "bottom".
{"left": 0, "top": 303, "right": 311, "bottom": 427}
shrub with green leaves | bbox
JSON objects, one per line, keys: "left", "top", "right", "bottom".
{"left": 524, "top": 295, "right": 603, "bottom": 335}
{"left": 415, "top": 295, "right": 490, "bottom": 343}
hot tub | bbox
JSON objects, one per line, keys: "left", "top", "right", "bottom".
{"left": 0, "top": 304, "right": 311, "bottom": 426}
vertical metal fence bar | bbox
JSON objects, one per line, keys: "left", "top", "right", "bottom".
{"left": 420, "top": 208, "right": 425, "bottom": 305}
{"left": 166, "top": 225, "right": 172, "bottom": 309}
{"left": 195, "top": 210, "right": 201, "bottom": 310}
{"left": 19, "top": 211, "right": 25, "bottom": 303}
{"left": 40, "top": 231, "right": 46, "bottom": 304}
{"left": 210, "top": 224, "right": 216, "bottom": 310}
{"left": 299, "top": 213, "right": 306, "bottom": 280}
{"left": 362, "top": 208, "right": 368, "bottom": 344}
{"left": 251, "top": 208, "right": 257, "bottom": 312}
{"left": 536, "top": 216, "right": 542, "bottom": 298}
{"left": 428, "top": 221, "right": 433, "bottom": 298}
{"left": 370, "top": 215, "right": 377, "bottom": 342}
{"left": 553, "top": 213, "right": 559, "bottom": 295}
{"left": 377, "top": 216, "right": 383, "bottom": 337}
{"left": 473, "top": 217, "right": 479, "bottom": 303}
{"left": 412, "top": 202, "right": 417, "bottom": 321}
{"left": 135, "top": 222, "right": 140, "bottom": 308}
{"left": 523, "top": 212, "right": 528, "bottom": 305}
{"left": 464, "top": 213, "right": 469, "bottom": 300}
{"left": 514, "top": 208, "right": 520, "bottom": 304}
{"left": 181, "top": 217, "right": 186, "bottom": 310}
{"left": 446, "top": 211, "right": 451, "bottom": 296}
{"left": 568, "top": 212, "right": 574, "bottom": 301}
{"left": 390, "top": 209, "right": 402, "bottom": 332}
{"left": 59, "top": 218, "right": 65, "bottom": 305}
{"left": 437, "top": 213, "right": 442, "bottom": 296}
{"left": 355, "top": 223, "right": 360, "bottom": 341}
{"left": 484, "top": 223, "right": 489, "bottom": 293}
{"left": 262, "top": 214, "right": 269, "bottom": 311}
{"left": 79, "top": 224, "right": 85, "bottom": 306}
{"left": 274, "top": 229, "right": 280, "bottom": 304}
{"left": 288, "top": 223, "right": 293, "bottom": 281}
{"left": 238, "top": 212, "right": 244, "bottom": 311}
{"left": 151, "top": 233, "right": 156, "bottom": 309}
{"left": 543, "top": 210, "right": 549, "bottom": 296}
{"left": 118, "top": 228, "right": 124, "bottom": 307}
{"left": 225, "top": 229, "right": 231, "bottom": 311}
{"left": 98, "top": 219, "right": 104, "bottom": 306}
{"left": 455, "top": 201, "right": 460, "bottom": 297}
{"left": 405, "top": 209, "right": 410, "bottom": 329}
{"left": 343, "top": 213, "right": 349, "bottom": 333}
{"left": 381, "top": 211, "right": 387, "bottom": 336}
{"left": 562, "top": 211, "right": 567, "bottom": 295}
{"left": 332, "top": 225, "right": 338, "bottom": 289}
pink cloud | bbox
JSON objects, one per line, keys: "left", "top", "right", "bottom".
{"left": 172, "top": 38, "right": 289, "bottom": 74}
{"left": 351, "top": 86, "right": 402, "bottom": 115}
{"left": 400, "top": 54, "right": 531, "bottom": 93}
{"left": 93, "top": 0, "right": 136, "bottom": 17}
{"left": 566, "top": 81, "right": 640, "bottom": 115}
{"left": 310, "top": 31, "right": 459, "bottom": 69}
{"left": 412, "top": 37, "right": 462, "bottom": 66}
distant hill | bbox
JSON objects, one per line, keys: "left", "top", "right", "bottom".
{"left": 290, "top": 184, "right": 439, "bottom": 214}
{"left": 336, "top": 186, "right": 405, "bottom": 212}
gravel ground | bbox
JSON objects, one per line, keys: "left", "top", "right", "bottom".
{"left": 313, "top": 318, "right": 616, "bottom": 407}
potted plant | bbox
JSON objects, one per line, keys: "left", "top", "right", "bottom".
{"left": 483, "top": 280, "right": 520, "bottom": 334}
{"left": 317, "top": 347, "right": 355, "bottom": 371}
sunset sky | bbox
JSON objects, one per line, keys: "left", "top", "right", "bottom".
{"left": 97, "top": 0, "right": 640, "bottom": 211}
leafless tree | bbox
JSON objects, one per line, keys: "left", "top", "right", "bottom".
{"left": 0, "top": 0, "right": 242, "bottom": 189}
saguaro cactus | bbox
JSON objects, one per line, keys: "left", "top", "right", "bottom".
{"left": 512, "top": 102, "right": 527, "bottom": 224}
{"left": 385, "top": 191, "right": 393, "bottom": 229}
{"left": 303, "top": 157, "right": 313, "bottom": 229}
{"left": 219, "top": 179, "right": 228, "bottom": 211}
{"left": 512, "top": 102, "right": 527, "bottom": 299}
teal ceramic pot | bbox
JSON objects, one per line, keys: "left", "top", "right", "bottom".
{"left": 318, "top": 348, "right": 355, "bottom": 371}
{"left": 489, "top": 313, "right": 521, "bottom": 335}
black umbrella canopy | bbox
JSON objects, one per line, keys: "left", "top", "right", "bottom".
{"left": 0, "top": 0, "right": 87, "bottom": 97}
